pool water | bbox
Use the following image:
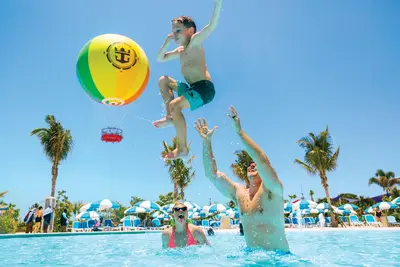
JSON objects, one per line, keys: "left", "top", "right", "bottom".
{"left": 1, "top": 230, "right": 399, "bottom": 266}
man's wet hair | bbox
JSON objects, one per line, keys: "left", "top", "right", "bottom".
{"left": 172, "top": 16, "right": 197, "bottom": 33}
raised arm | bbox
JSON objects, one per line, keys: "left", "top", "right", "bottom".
{"left": 228, "top": 106, "right": 284, "bottom": 196}
{"left": 157, "top": 33, "right": 181, "bottom": 62}
{"left": 194, "top": 118, "right": 237, "bottom": 200}
{"left": 191, "top": 0, "right": 223, "bottom": 46}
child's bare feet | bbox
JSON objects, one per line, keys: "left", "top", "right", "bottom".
{"left": 153, "top": 116, "right": 173, "bottom": 128}
{"left": 163, "top": 146, "right": 189, "bottom": 160}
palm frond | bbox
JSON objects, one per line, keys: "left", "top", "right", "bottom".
{"left": 368, "top": 177, "right": 380, "bottom": 186}
{"left": 294, "top": 159, "right": 317, "bottom": 175}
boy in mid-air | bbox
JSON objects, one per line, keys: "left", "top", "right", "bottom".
{"left": 153, "top": 0, "right": 223, "bottom": 160}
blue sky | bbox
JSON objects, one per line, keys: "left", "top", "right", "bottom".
{"left": 1, "top": 0, "right": 399, "bottom": 216}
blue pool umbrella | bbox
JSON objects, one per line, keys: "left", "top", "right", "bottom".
{"left": 80, "top": 203, "right": 96, "bottom": 213}
{"left": 89, "top": 199, "right": 120, "bottom": 211}
{"left": 134, "top": 201, "right": 161, "bottom": 211}
{"left": 365, "top": 202, "right": 398, "bottom": 213}
{"left": 392, "top": 197, "right": 400, "bottom": 205}
{"left": 316, "top": 203, "right": 337, "bottom": 210}
{"left": 0, "top": 206, "right": 9, "bottom": 211}
{"left": 226, "top": 209, "right": 240, "bottom": 219}
{"left": 162, "top": 204, "right": 174, "bottom": 213}
{"left": 208, "top": 203, "right": 228, "bottom": 213}
{"left": 291, "top": 209, "right": 309, "bottom": 217}
{"left": 152, "top": 210, "right": 170, "bottom": 219}
{"left": 183, "top": 201, "right": 201, "bottom": 211}
{"left": 189, "top": 211, "right": 207, "bottom": 219}
{"left": 124, "top": 206, "right": 150, "bottom": 215}
{"left": 120, "top": 215, "right": 137, "bottom": 222}
{"left": 284, "top": 203, "right": 293, "bottom": 212}
{"left": 76, "top": 211, "right": 101, "bottom": 220}
{"left": 338, "top": 204, "right": 359, "bottom": 210}
{"left": 293, "top": 199, "right": 317, "bottom": 210}
{"left": 335, "top": 209, "right": 356, "bottom": 215}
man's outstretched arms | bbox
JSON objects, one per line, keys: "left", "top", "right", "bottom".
{"left": 194, "top": 118, "right": 237, "bottom": 200}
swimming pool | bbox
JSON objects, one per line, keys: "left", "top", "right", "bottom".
{"left": 1, "top": 229, "right": 399, "bottom": 266}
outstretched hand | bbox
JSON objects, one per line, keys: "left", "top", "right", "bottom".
{"left": 194, "top": 118, "right": 218, "bottom": 140}
{"left": 227, "top": 105, "right": 242, "bottom": 134}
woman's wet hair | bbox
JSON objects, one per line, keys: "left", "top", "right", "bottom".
{"left": 171, "top": 16, "right": 197, "bottom": 33}
{"left": 173, "top": 201, "right": 186, "bottom": 208}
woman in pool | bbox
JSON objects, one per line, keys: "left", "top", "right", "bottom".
{"left": 162, "top": 202, "right": 210, "bottom": 248}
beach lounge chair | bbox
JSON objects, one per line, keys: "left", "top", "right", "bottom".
{"left": 339, "top": 216, "right": 347, "bottom": 225}
{"left": 304, "top": 217, "right": 316, "bottom": 227}
{"left": 201, "top": 220, "right": 210, "bottom": 228}
{"left": 81, "top": 221, "right": 90, "bottom": 232}
{"left": 103, "top": 219, "right": 119, "bottom": 231}
{"left": 133, "top": 218, "right": 141, "bottom": 227}
{"left": 122, "top": 219, "right": 134, "bottom": 231}
{"left": 71, "top": 221, "right": 82, "bottom": 232}
{"left": 348, "top": 215, "right": 364, "bottom": 226}
{"left": 387, "top": 216, "right": 400, "bottom": 227}
{"left": 325, "top": 217, "right": 331, "bottom": 226}
{"left": 284, "top": 217, "right": 291, "bottom": 228}
{"left": 87, "top": 219, "right": 96, "bottom": 229}
{"left": 363, "top": 215, "right": 382, "bottom": 227}
{"left": 291, "top": 217, "right": 300, "bottom": 227}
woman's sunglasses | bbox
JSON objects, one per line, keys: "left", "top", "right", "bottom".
{"left": 173, "top": 207, "right": 187, "bottom": 212}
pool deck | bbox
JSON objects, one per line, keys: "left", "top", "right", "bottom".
{"left": 0, "top": 230, "right": 162, "bottom": 240}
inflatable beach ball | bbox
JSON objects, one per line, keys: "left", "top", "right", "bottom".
{"left": 76, "top": 34, "right": 150, "bottom": 106}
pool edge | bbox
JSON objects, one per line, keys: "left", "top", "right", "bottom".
{"left": 0, "top": 230, "right": 161, "bottom": 240}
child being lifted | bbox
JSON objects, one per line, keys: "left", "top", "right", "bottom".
{"left": 153, "top": 0, "right": 223, "bottom": 160}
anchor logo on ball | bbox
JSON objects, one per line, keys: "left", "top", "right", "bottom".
{"left": 106, "top": 42, "right": 138, "bottom": 70}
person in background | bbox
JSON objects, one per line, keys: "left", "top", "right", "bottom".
{"left": 374, "top": 207, "right": 383, "bottom": 223}
{"left": 60, "top": 209, "right": 69, "bottom": 232}
{"left": 239, "top": 221, "right": 244, "bottom": 236}
{"left": 42, "top": 206, "right": 53, "bottom": 233}
{"left": 33, "top": 206, "right": 43, "bottom": 233}
{"left": 24, "top": 207, "right": 36, "bottom": 234}
{"left": 318, "top": 212, "right": 326, "bottom": 227}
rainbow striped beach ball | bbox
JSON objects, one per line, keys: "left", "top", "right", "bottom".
{"left": 76, "top": 34, "right": 150, "bottom": 106}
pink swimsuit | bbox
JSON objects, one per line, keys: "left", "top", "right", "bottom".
{"left": 168, "top": 225, "right": 198, "bottom": 248}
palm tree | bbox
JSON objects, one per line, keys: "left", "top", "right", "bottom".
{"left": 294, "top": 127, "right": 340, "bottom": 227}
{"left": 288, "top": 194, "right": 297, "bottom": 201}
{"left": 175, "top": 157, "right": 195, "bottom": 200}
{"left": 0, "top": 191, "right": 8, "bottom": 198}
{"left": 72, "top": 201, "right": 84, "bottom": 215}
{"left": 390, "top": 187, "right": 400, "bottom": 199}
{"left": 231, "top": 150, "right": 253, "bottom": 188}
{"left": 368, "top": 169, "right": 400, "bottom": 194}
{"left": 162, "top": 138, "right": 195, "bottom": 201}
{"left": 130, "top": 196, "right": 144, "bottom": 207}
{"left": 31, "top": 115, "right": 73, "bottom": 197}
{"left": 309, "top": 190, "right": 315, "bottom": 201}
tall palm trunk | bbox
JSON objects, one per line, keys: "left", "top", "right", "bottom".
{"left": 180, "top": 188, "right": 185, "bottom": 201}
{"left": 51, "top": 162, "right": 58, "bottom": 197}
{"left": 173, "top": 183, "right": 179, "bottom": 202}
{"left": 321, "top": 174, "right": 338, "bottom": 227}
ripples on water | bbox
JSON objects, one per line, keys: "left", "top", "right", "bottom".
{"left": 0, "top": 230, "right": 399, "bottom": 267}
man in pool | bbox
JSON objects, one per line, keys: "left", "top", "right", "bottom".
{"left": 162, "top": 202, "right": 210, "bottom": 248}
{"left": 194, "top": 106, "right": 290, "bottom": 252}
{"left": 153, "top": 0, "right": 223, "bottom": 160}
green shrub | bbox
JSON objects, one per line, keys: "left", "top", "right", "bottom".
{"left": 0, "top": 210, "right": 18, "bottom": 234}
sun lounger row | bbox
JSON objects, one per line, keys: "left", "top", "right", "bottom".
{"left": 285, "top": 215, "right": 400, "bottom": 228}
